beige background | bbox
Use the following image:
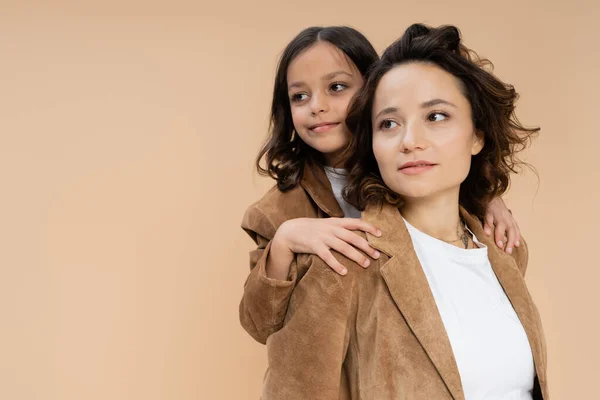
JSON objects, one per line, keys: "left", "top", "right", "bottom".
{"left": 1, "top": 1, "right": 598, "bottom": 399}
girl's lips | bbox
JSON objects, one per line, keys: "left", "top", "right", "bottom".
{"left": 309, "top": 122, "right": 340, "bottom": 133}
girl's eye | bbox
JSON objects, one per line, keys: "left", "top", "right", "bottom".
{"left": 380, "top": 120, "right": 398, "bottom": 130}
{"left": 330, "top": 83, "right": 347, "bottom": 92}
{"left": 291, "top": 93, "right": 308, "bottom": 102}
{"left": 428, "top": 112, "right": 448, "bottom": 122}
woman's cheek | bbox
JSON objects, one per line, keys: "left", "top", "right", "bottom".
{"left": 373, "top": 141, "right": 392, "bottom": 176}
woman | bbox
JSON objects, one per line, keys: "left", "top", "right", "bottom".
{"left": 240, "top": 26, "right": 521, "bottom": 345}
{"left": 260, "top": 24, "right": 548, "bottom": 399}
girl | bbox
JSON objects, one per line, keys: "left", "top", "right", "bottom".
{"left": 260, "top": 24, "right": 547, "bottom": 399}
{"left": 240, "top": 26, "right": 521, "bottom": 345}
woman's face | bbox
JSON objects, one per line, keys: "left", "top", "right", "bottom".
{"left": 287, "top": 41, "right": 364, "bottom": 166}
{"left": 371, "top": 62, "right": 484, "bottom": 201}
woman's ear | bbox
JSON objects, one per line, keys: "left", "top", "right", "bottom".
{"left": 471, "top": 130, "right": 485, "bottom": 155}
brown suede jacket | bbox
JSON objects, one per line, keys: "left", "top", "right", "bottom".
{"left": 240, "top": 165, "right": 548, "bottom": 399}
{"left": 240, "top": 164, "right": 343, "bottom": 343}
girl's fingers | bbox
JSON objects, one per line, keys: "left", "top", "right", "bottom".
{"left": 504, "top": 223, "right": 517, "bottom": 254}
{"left": 317, "top": 248, "right": 348, "bottom": 275}
{"left": 328, "top": 237, "right": 371, "bottom": 269}
{"left": 335, "top": 228, "right": 380, "bottom": 260}
{"left": 494, "top": 222, "right": 507, "bottom": 249}
{"left": 336, "top": 218, "right": 382, "bottom": 237}
{"left": 484, "top": 213, "right": 494, "bottom": 236}
{"left": 508, "top": 217, "right": 522, "bottom": 248}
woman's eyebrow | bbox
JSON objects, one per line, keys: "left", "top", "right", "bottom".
{"left": 374, "top": 98, "right": 458, "bottom": 119}
{"left": 421, "top": 98, "right": 457, "bottom": 108}
{"left": 374, "top": 107, "right": 398, "bottom": 120}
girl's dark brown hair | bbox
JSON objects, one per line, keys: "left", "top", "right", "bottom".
{"left": 343, "top": 23, "right": 539, "bottom": 218}
{"left": 256, "top": 26, "right": 379, "bottom": 191}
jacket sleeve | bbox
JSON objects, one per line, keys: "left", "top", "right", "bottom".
{"left": 238, "top": 205, "right": 297, "bottom": 344}
{"left": 261, "top": 255, "right": 353, "bottom": 400}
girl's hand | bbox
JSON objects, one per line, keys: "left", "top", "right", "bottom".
{"left": 273, "top": 217, "right": 381, "bottom": 276}
{"left": 483, "top": 197, "right": 521, "bottom": 254}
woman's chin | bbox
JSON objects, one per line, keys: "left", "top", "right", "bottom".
{"left": 387, "top": 183, "right": 432, "bottom": 200}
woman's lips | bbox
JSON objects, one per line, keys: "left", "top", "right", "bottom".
{"left": 399, "top": 165, "right": 436, "bottom": 175}
{"left": 398, "top": 161, "right": 437, "bottom": 175}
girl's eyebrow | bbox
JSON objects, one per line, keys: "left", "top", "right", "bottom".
{"left": 288, "top": 81, "right": 305, "bottom": 90}
{"left": 288, "top": 70, "right": 353, "bottom": 90}
{"left": 322, "top": 70, "right": 353, "bottom": 80}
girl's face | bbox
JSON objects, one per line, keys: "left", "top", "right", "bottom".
{"left": 287, "top": 41, "right": 364, "bottom": 166}
{"left": 371, "top": 62, "right": 484, "bottom": 202}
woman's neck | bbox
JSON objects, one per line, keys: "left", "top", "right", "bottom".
{"left": 400, "top": 192, "right": 463, "bottom": 242}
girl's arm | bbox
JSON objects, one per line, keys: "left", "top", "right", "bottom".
{"left": 261, "top": 255, "right": 352, "bottom": 399}
{"left": 239, "top": 205, "right": 379, "bottom": 344}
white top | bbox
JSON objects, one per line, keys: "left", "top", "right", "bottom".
{"left": 323, "top": 167, "right": 361, "bottom": 219}
{"left": 403, "top": 218, "right": 535, "bottom": 400}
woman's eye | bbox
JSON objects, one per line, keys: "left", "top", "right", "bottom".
{"left": 428, "top": 112, "right": 448, "bottom": 122}
{"left": 380, "top": 120, "right": 398, "bottom": 130}
{"left": 330, "top": 83, "right": 347, "bottom": 92}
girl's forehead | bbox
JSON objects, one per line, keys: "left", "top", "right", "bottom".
{"left": 287, "top": 42, "right": 358, "bottom": 81}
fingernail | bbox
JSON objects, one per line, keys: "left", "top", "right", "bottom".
{"left": 515, "top": 241, "right": 520, "bottom": 247}
{"left": 507, "top": 247, "right": 513, "bottom": 254}
{"left": 484, "top": 228, "right": 491, "bottom": 235}
{"left": 373, "top": 251, "right": 380, "bottom": 259}
{"left": 341, "top": 268, "right": 348, "bottom": 275}
{"left": 376, "top": 230, "right": 382, "bottom": 237}
{"left": 497, "top": 240, "right": 503, "bottom": 248}
{"left": 363, "top": 259, "right": 370, "bottom": 268}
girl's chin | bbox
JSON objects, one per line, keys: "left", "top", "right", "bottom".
{"left": 313, "top": 138, "right": 349, "bottom": 153}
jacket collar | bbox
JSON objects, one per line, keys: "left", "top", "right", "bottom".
{"left": 299, "top": 162, "right": 344, "bottom": 218}
{"left": 362, "top": 203, "right": 545, "bottom": 400}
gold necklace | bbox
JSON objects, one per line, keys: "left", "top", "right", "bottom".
{"left": 441, "top": 220, "right": 470, "bottom": 249}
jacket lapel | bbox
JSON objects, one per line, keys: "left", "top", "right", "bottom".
{"left": 461, "top": 210, "right": 546, "bottom": 386}
{"left": 299, "top": 162, "right": 344, "bottom": 218}
{"left": 363, "top": 204, "right": 545, "bottom": 398}
{"left": 363, "top": 204, "right": 465, "bottom": 400}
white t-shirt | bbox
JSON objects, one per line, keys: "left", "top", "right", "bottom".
{"left": 403, "top": 218, "right": 535, "bottom": 400}
{"left": 323, "top": 167, "right": 361, "bottom": 219}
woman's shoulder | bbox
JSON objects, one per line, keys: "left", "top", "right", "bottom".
{"left": 461, "top": 208, "right": 530, "bottom": 276}
{"left": 302, "top": 235, "right": 383, "bottom": 289}
{"left": 511, "top": 236, "right": 529, "bottom": 276}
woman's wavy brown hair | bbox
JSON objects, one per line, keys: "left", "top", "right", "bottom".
{"left": 343, "top": 23, "right": 539, "bottom": 218}
{"left": 255, "top": 26, "right": 379, "bottom": 191}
